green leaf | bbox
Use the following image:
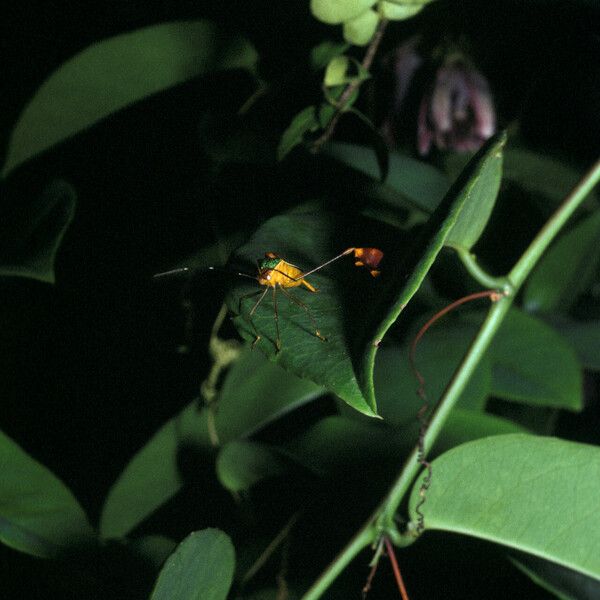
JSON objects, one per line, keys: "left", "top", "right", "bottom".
{"left": 213, "top": 346, "right": 325, "bottom": 440}
{"left": 360, "top": 134, "right": 514, "bottom": 411}
{"left": 324, "top": 56, "right": 351, "bottom": 87}
{"left": 285, "top": 410, "right": 522, "bottom": 477}
{"left": 379, "top": 1, "right": 424, "bottom": 19}
{"left": 409, "top": 434, "right": 600, "bottom": 581}
{"left": 434, "top": 409, "right": 527, "bottom": 455}
{"left": 0, "top": 180, "right": 76, "bottom": 283}
{"left": 445, "top": 132, "right": 505, "bottom": 251}
{"left": 503, "top": 147, "right": 598, "bottom": 212}
{"left": 323, "top": 56, "right": 370, "bottom": 87}
{"left": 511, "top": 553, "right": 600, "bottom": 600}
{"left": 99, "top": 403, "right": 205, "bottom": 540}
{"left": 128, "top": 535, "right": 178, "bottom": 570}
{"left": 523, "top": 212, "right": 600, "bottom": 314}
{"left": 373, "top": 324, "right": 491, "bottom": 428}
{"left": 216, "top": 441, "right": 285, "bottom": 493}
{"left": 550, "top": 317, "right": 600, "bottom": 372}
{"left": 343, "top": 10, "right": 380, "bottom": 46}
{"left": 310, "top": 40, "right": 350, "bottom": 71}
{"left": 2, "top": 21, "right": 257, "bottom": 177}
{"left": 324, "top": 141, "right": 449, "bottom": 214}
{"left": 0, "top": 429, "right": 94, "bottom": 558}
{"left": 100, "top": 347, "right": 322, "bottom": 539}
{"left": 229, "top": 136, "right": 512, "bottom": 416}
{"left": 283, "top": 415, "right": 409, "bottom": 475}
{"left": 150, "top": 529, "right": 235, "bottom": 600}
{"left": 277, "top": 106, "right": 319, "bottom": 161}
{"left": 311, "top": 0, "right": 377, "bottom": 24}
{"left": 486, "top": 308, "right": 582, "bottom": 410}
{"left": 228, "top": 213, "right": 394, "bottom": 415}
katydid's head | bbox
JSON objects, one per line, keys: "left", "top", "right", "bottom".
{"left": 259, "top": 255, "right": 281, "bottom": 272}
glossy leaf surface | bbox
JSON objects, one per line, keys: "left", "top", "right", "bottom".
{"left": 523, "top": 212, "right": 600, "bottom": 313}
{"left": 150, "top": 529, "right": 235, "bottom": 600}
{"left": 99, "top": 348, "right": 322, "bottom": 539}
{"left": 2, "top": 21, "right": 257, "bottom": 176}
{"left": 486, "top": 308, "right": 582, "bottom": 410}
{"left": 0, "top": 429, "right": 93, "bottom": 557}
{"left": 409, "top": 435, "right": 600, "bottom": 581}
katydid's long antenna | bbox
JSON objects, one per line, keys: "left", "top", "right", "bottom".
{"left": 153, "top": 267, "right": 190, "bottom": 279}
{"left": 208, "top": 266, "right": 256, "bottom": 280}
{"left": 296, "top": 248, "right": 355, "bottom": 278}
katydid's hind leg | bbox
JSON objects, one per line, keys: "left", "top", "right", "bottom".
{"left": 279, "top": 285, "right": 327, "bottom": 342}
{"left": 241, "top": 287, "right": 268, "bottom": 348}
{"left": 272, "top": 287, "right": 281, "bottom": 352}
{"left": 237, "top": 289, "right": 263, "bottom": 315}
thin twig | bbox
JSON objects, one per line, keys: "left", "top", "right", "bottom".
{"left": 362, "top": 537, "right": 385, "bottom": 599}
{"left": 383, "top": 537, "right": 410, "bottom": 600}
{"left": 311, "top": 18, "right": 389, "bottom": 153}
{"left": 242, "top": 512, "right": 301, "bottom": 585}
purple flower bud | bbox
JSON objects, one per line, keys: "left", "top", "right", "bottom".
{"left": 417, "top": 57, "right": 496, "bottom": 155}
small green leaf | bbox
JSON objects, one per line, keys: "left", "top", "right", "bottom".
{"left": 523, "top": 212, "right": 600, "bottom": 314}
{"left": 0, "top": 180, "right": 76, "bottom": 283}
{"left": 324, "top": 56, "right": 351, "bottom": 87}
{"left": 486, "top": 308, "right": 582, "bottom": 410}
{"left": 0, "top": 429, "right": 93, "bottom": 558}
{"left": 277, "top": 106, "right": 319, "bottom": 161}
{"left": 100, "top": 347, "right": 322, "bottom": 539}
{"left": 150, "top": 529, "right": 235, "bottom": 600}
{"left": 216, "top": 441, "right": 285, "bottom": 493}
{"left": 379, "top": 1, "right": 424, "bottom": 19}
{"left": 324, "top": 141, "right": 449, "bottom": 214}
{"left": 445, "top": 132, "right": 505, "bottom": 251}
{"left": 310, "top": 40, "right": 350, "bottom": 70}
{"left": 311, "top": 0, "right": 377, "bottom": 24}
{"left": 324, "top": 56, "right": 370, "bottom": 87}
{"left": 319, "top": 86, "right": 360, "bottom": 129}
{"left": 2, "top": 21, "right": 257, "bottom": 177}
{"left": 343, "top": 10, "right": 380, "bottom": 46}
{"left": 409, "top": 434, "right": 600, "bottom": 581}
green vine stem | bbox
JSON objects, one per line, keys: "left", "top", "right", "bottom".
{"left": 457, "top": 248, "right": 509, "bottom": 291}
{"left": 301, "top": 157, "right": 600, "bottom": 600}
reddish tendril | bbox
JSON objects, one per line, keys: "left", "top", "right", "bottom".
{"left": 409, "top": 289, "right": 503, "bottom": 534}
{"left": 384, "top": 537, "right": 411, "bottom": 600}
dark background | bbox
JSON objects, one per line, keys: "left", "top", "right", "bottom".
{"left": 1, "top": 1, "right": 599, "bottom": 598}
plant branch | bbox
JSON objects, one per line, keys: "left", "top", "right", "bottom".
{"left": 457, "top": 248, "right": 509, "bottom": 290}
{"left": 311, "top": 19, "right": 389, "bottom": 153}
{"left": 301, "top": 523, "right": 375, "bottom": 600}
{"left": 300, "top": 156, "right": 600, "bottom": 599}
{"left": 509, "top": 158, "right": 600, "bottom": 287}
